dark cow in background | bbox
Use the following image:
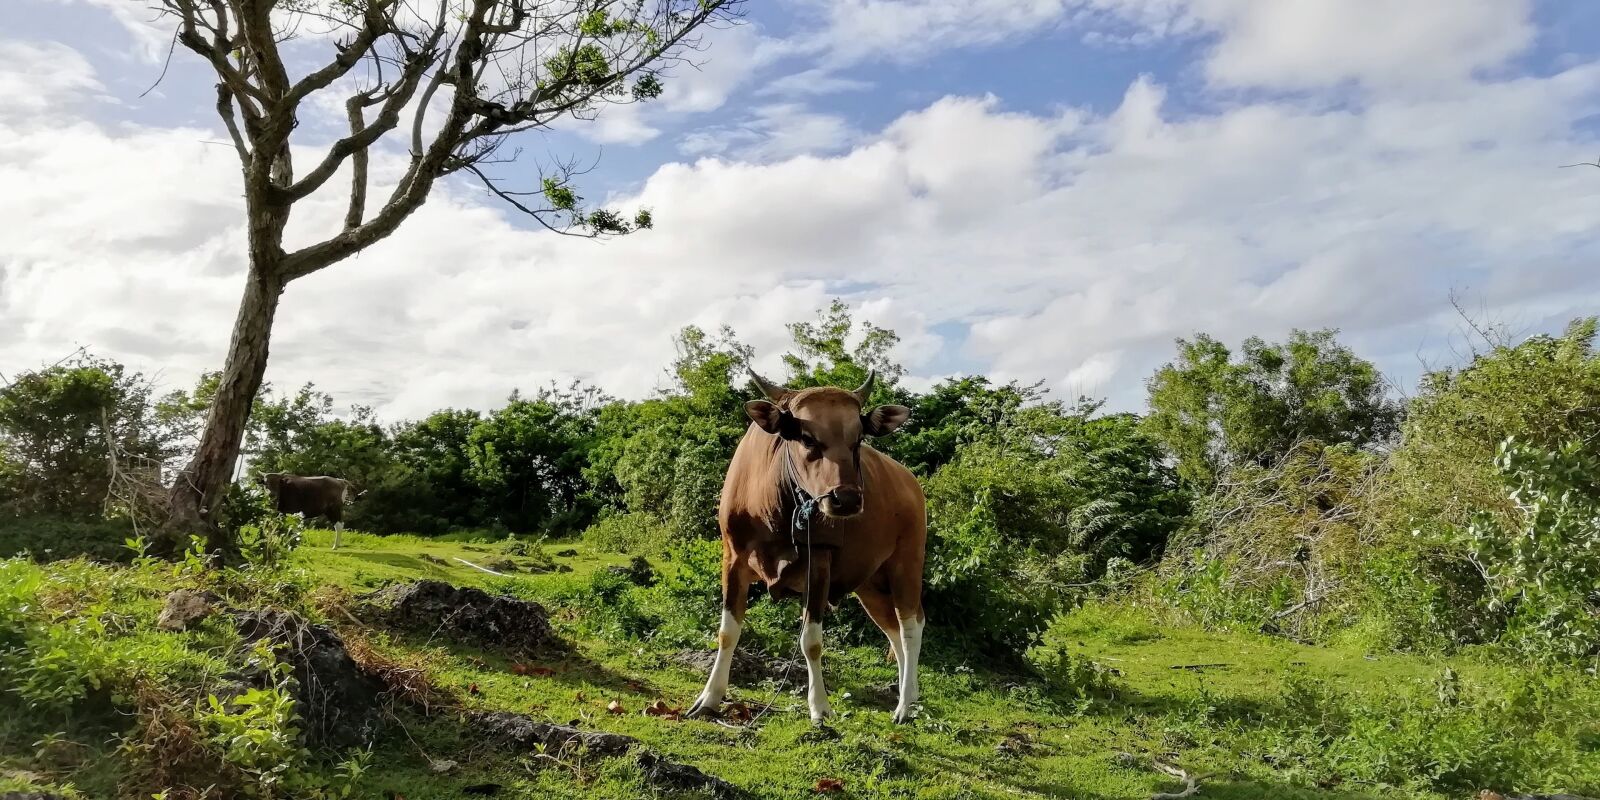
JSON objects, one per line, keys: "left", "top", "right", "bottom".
{"left": 256, "top": 473, "right": 356, "bottom": 548}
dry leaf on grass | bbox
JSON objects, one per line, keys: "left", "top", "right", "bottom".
{"left": 722, "top": 702, "right": 753, "bottom": 722}
{"left": 644, "top": 699, "right": 683, "bottom": 720}
{"left": 606, "top": 699, "right": 626, "bottom": 715}
{"left": 814, "top": 777, "right": 845, "bottom": 793}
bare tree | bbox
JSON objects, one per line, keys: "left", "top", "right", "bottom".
{"left": 152, "top": 0, "right": 739, "bottom": 550}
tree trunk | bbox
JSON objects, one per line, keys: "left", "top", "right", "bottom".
{"left": 165, "top": 264, "right": 283, "bottom": 553}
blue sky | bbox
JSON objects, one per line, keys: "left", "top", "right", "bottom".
{"left": 3, "top": 0, "right": 1600, "bottom": 418}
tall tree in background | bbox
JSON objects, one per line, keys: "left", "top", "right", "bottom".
{"left": 154, "top": 0, "right": 739, "bottom": 548}
{"left": 782, "top": 299, "right": 905, "bottom": 406}
{"left": 1145, "top": 329, "right": 1400, "bottom": 487}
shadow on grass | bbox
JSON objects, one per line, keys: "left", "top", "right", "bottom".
{"left": 337, "top": 550, "right": 456, "bottom": 578}
{"left": 378, "top": 628, "right": 646, "bottom": 697}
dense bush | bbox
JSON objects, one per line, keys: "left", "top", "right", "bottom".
{"left": 0, "top": 514, "right": 135, "bottom": 562}
{"left": 1256, "top": 667, "right": 1600, "bottom": 795}
{"left": 923, "top": 402, "right": 1186, "bottom": 660}
{"left": 1455, "top": 437, "right": 1600, "bottom": 664}
{"left": 0, "top": 354, "right": 175, "bottom": 519}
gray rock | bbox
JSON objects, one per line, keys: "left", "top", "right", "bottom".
{"left": 673, "top": 647, "right": 800, "bottom": 684}
{"left": 157, "top": 589, "right": 221, "bottom": 632}
{"left": 468, "top": 711, "right": 638, "bottom": 757}
{"left": 466, "top": 711, "right": 745, "bottom": 798}
{"left": 602, "top": 555, "right": 657, "bottom": 587}
{"left": 230, "top": 609, "right": 386, "bottom": 750}
{"left": 636, "top": 751, "right": 747, "bottom": 799}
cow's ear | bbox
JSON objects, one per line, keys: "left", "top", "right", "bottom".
{"left": 863, "top": 405, "right": 911, "bottom": 436}
{"left": 746, "top": 400, "right": 783, "bottom": 434}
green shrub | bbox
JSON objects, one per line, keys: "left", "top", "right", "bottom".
{"left": 0, "top": 514, "right": 134, "bottom": 562}
{"left": 1257, "top": 666, "right": 1600, "bottom": 795}
{"left": 1453, "top": 437, "right": 1600, "bottom": 664}
{"left": 582, "top": 511, "right": 674, "bottom": 556}
{"left": 1024, "top": 634, "right": 1119, "bottom": 707}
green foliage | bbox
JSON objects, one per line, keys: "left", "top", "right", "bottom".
{"left": 582, "top": 511, "right": 675, "bottom": 555}
{"left": 1025, "top": 625, "right": 1119, "bottom": 708}
{"left": 1250, "top": 667, "right": 1600, "bottom": 795}
{"left": 781, "top": 299, "right": 905, "bottom": 401}
{"left": 882, "top": 376, "right": 1039, "bottom": 476}
{"left": 467, "top": 384, "right": 606, "bottom": 534}
{"left": 923, "top": 400, "right": 1186, "bottom": 659}
{"left": 1384, "top": 317, "right": 1600, "bottom": 541}
{"left": 197, "top": 640, "right": 369, "bottom": 798}
{"left": 0, "top": 353, "right": 173, "bottom": 517}
{"left": 1455, "top": 437, "right": 1600, "bottom": 664}
{"left": 358, "top": 408, "right": 482, "bottom": 534}
{"left": 1145, "top": 329, "right": 1399, "bottom": 488}
{"left": 0, "top": 513, "right": 134, "bottom": 562}
{"left": 589, "top": 325, "right": 750, "bottom": 541}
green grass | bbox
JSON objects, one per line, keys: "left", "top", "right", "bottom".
{"left": 296, "top": 528, "right": 633, "bottom": 593}
{"left": 4, "top": 533, "right": 1597, "bottom": 799}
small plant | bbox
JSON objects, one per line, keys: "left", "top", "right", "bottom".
{"left": 1024, "top": 639, "right": 1119, "bottom": 706}
{"left": 195, "top": 640, "right": 367, "bottom": 799}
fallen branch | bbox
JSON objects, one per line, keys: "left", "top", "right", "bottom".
{"left": 453, "top": 557, "right": 508, "bottom": 577}
{"left": 1116, "top": 753, "right": 1208, "bottom": 800}
{"left": 1169, "top": 663, "right": 1230, "bottom": 671}
{"left": 1272, "top": 588, "right": 1336, "bottom": 620}
{"left": 1149, "top": 757, "right": 1203, "bottom": 799}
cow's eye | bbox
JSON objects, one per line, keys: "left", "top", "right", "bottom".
{"left": 799, "top": 433, "right": 820, "bottom": 450}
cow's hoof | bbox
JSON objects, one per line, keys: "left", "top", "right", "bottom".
{"left": 685, "top": 698, "right": 718, "bottom": 718}
{"left": 808, "top": 704, "right": 834, "bottom": 726}
{"left": 892, "top": 705, "right": 917, "bottom": 724}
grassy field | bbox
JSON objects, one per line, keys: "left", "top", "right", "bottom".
{"left": 2, "top": 530, "right": 1596, "bottom": 800}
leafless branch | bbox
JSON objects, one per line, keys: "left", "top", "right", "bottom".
{"left": 139, "top": 28, "right": 182, "bottom": 99}
{"left": 344, "top": 95, "right": 370, "bottom": 228}
{"left": 215, "top": 84, "right": 251, "bottom": 166}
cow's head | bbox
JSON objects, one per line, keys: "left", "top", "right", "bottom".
{"left": 255, "top": 472, "right": 284, "bottom": 498}
{"left": 745, "top": 369, "right": 911, "bottom": 518}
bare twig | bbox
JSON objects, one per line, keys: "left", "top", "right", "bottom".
{"left": 1149, "top": 757, "right": 1204, "bottom": 800}
{"left": 453, "top": 557, "right": 507, "bottom": 577}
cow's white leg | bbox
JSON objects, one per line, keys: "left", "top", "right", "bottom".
{"left": 332, "top": 521, "right": 344, "bottom": 550}
{"left": 687, "top": 608, "right": 742, "bottom": 717}
{"left": 892, "top": 612, "right": 924, "bottom": 723}
{"left": 802, "top": 614, "right": 833, "bottom": 723}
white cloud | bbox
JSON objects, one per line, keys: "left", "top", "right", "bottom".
{"left": 5, "top": 31, "right": 1600, "bottom": 423}
{"left": 757, "top": 69, "right": 873, "bottom": 98}
{"left": 807, "top": 0, "right": 1071, "bottom": 65}
{"left": 582, "top": 103, "right": 665, "bottom": 145}
{"left": 679, "top": 103, "right": 859, "bottom": 160}
{"left": 1073, "top": 0, "right": 1536, "bottom": 92}
{"left": 41, "top": 0, "right": 174, "bottom": 61}
{"left": 0, "top": 40, "right": 105, "bottom": 120}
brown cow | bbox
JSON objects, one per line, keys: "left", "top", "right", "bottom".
{"left": 256, "top": 473, "right": 356, "bottom": 549}
{"left": 686, "top": 370, "right": 926, "bottom": 724}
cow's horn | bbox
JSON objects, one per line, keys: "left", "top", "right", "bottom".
{"left": 748, "top": 368, "right": 791, "bottom": 402}
{"left": 853, "top": 369, "right": 877, "bottom": 406}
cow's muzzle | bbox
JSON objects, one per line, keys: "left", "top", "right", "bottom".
{"left": 819, "top": 486, "right": 864, "bottom": 518}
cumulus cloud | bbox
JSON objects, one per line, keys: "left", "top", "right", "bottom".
{"left": 0, "top": 40, "right": 106, "bottom": 120}
{"left": 1073, "top": 0, "right": 1535, "bottom": 92}
{"left": 4, "top": 4, "right": 1600, "bottom": 422}
{"left": 679, "top": 103, "right": 859, "bottom": 160}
